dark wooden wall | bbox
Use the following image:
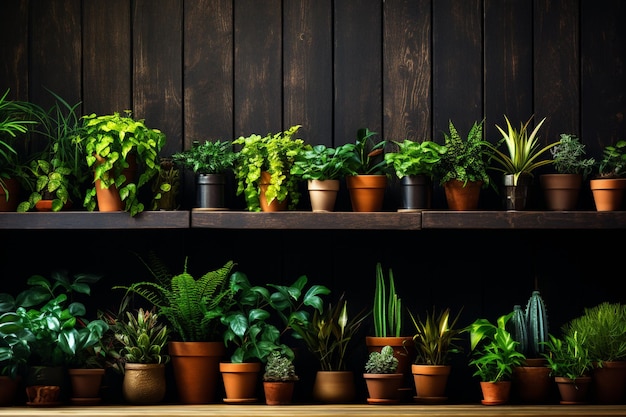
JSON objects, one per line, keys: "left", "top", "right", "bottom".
{"left": 1, "top": 0, "right": 626, "bottom": 404}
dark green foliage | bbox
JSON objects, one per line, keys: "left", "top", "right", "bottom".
{"left": 116, "top": 308, "right": 170, "bottom": 364}
{"left": 263, "top": 350, "right": 299, "bottom": 382}
{"left": 526, "top": 290, "right": 549, "bottom": 357}
{"left": 509, "top": 304, "right": 528, "bottom": 355}
{"left": 171, "top": 139, "right": 237, "bottom": 175}
{"left": 364, "top": 345, "right": 398, "bottom": 374}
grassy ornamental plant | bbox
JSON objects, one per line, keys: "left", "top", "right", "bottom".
{"left": 372, "top": 262, "right": 403, "bottom": 338}
{"left": 542, "top": 331, "right": 592, "bottom": 380}
{"left": 114, "top": 255, "right": 236, "bottom": 343}
{"left": 437, "top": 119, "right": 492, "bottom": 187}
{"left": 263, "top": 350, "right": 299, "bottom": 382}
{"left": 487, "top": 115, "right": 558, "bottom": 185}
{"left": 409, "top": 306, "right": 464, "bottom": 365}
{"left": 116, "top": 308, "right": 170, "bottom": 365}
{"left": 364, "top": 345, "right": 399, "bottom": 374}
{"left": 550, "top": 134, "right": 596, "bottom": 178}
{"left": 233, "top": 125, "right": 311, "bottom": 211}
{"left": 77, "top": 111, "right": 167, "bottom": 216}
{"left": 384, "top": 139, "right": 447, "bottom": 179}
{"left": 171, "top": 139, "right": 237, "bottom": 175}
{"left": 466, "top": 312, "right": 526, "bottom": 382}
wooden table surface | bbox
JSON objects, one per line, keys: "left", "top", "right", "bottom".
{"left": 1, "top": 404, "right": 625, "bottom": 417}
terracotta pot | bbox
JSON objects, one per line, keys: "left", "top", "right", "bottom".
{"left": 0, "top": 376, "right": 19, "bottom": 406}
{"left": 26, "top": 385, "right": 61, "bottom": 405}
{"left": 259, "top": 171, "right": 288, "bottom": 211}
{"left": 540, "top": 173, "right": 582, "bottom": 210}
{"left": 263, "top": 381, "right": 295, "bottom": 405}
{"left": 0, "top": 178, "right": 20, "bottom": 212}
{"left": 346, "top": 175, "right": 387, "bottom": 212}
{"left": 479, "top": 380, "right": 511, "bottom": 405}
{"left": 122, "top": 363, "right": 166, "bottom": 404}
{"left": 220, "top": 361, "right": 262, "bottom": 403}
{"left": 308, "top": 179, "right": 340, "bottom": 212}
{"left": 363, "top": 373, "right": 404, "bottom": 404}
{"left": 169, "top": 341, "right": 226, "bottom": 404}
{"left": 555, "top": 376, "right": 592, "bottom": 404}
{"left": 68, "top": 368, "right": 105, "bottom": 405}
{"left": 95, "top": 178, "right": 124, "bottom": 211}
{"left": 312, "top": 370, "right": 356, "bottom": 403}
{"left": 443, "top": 179, "right": 482, "bottom": 211}
{"left": 412, "top": 364, "right": 451, "bottom": 402}
{"left": 512, "top": 365, "right": 553, "bottom": 404}
{"left": 590, "top": 178, "right": 626, "bottom": 211}
{"left": 591, "top": 360, "right": 626, "bottom": 404}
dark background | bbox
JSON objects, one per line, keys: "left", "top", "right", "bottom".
{"left": 1, "top": 0, "right": 625, "bottom": 405}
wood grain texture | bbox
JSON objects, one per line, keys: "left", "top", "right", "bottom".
{"left": 0, "top": 0, "right": 28, "bottom": 100}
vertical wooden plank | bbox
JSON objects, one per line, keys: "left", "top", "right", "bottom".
{"left": 581, "top": 0, "right": 626, "bottom": 158}
{"left": 29, "top": 0, "right": 81, "bottom": 110}
{"left": 283, "top": 0, "right": 333, "bottom": 146}
{"left": 383, "top": 0, "right": 431, "bottom": 143}
{"left": 183, "top": 0, "right": 233, "bottom": 209}
{"left": 83, "top": 0, "right": 132, "bottom": 115}
{"left": 432, "top": 0, "right": 482, "bottom": 138}
{"left": 0, "top": 0, "right": 29, "bottom": 100}
{"left": 534, "top": 0, "right": 580, "bottom": 144}
{"left": 234, "top": 0, "right": 282, "bottom": 137}
{"left": 334, "top": 0, "right": 382, "bottom": 145}
{"left": 133, "top": 0, "right": 183, "bottom": 157}
{"left": 483, "top": 0, "right": 533, "bottom": 144}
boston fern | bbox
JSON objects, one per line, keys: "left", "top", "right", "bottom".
{"left": 114, "top": 255, "right": 236, "bottom": 342}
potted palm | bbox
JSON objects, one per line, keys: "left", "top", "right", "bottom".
{"left": 115, "top": 308, "right": 170, "bottom": 404}
{"left": 542, "top": 331, "right": 593, "bottom": 404}
{"left": 540, "top": 133, "right": 596, "bottom": 210}
{"left": 486, "top": 115, "right": 558, "bottom": 210}
{"left": 384, "top": 139, "right": 447, "bottom": 210}
{"left": 171, "top": 139, "right": 237, "bottom": 209}
{"left": 233, "top": 125, "right": 311, "bottom": 211}
{"left": 408, "top": 306, "right": 464, "bottom": 403}
{"left": 343, "top": 127, "right": 389, "bottom": 212}
{"left": 363, "top": 345, "right": 403, "bottom": 404}
{"left": 466, "top": 312, "right": 526, "bottom": 405}
{"left": 290, "top": 143, "right": 355, "bottom": 211}
{"left": 262, "top": 350, "right": 299, "bottom": 405}
{"left": 75, "top": 111, "right": 166, "bottom": 216}
{"left": 590, "top": 140, "right": 626, "bottom": 211}
{"left": 114, "top": 255, "right": 236, "bottom": 404}
{"left": 289, "top": 293, "right": 369, "bottom": 403}
{"left": 436, "top": 119, "right": 492, "bottom": 210}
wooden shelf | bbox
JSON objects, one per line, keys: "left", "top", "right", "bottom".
{"left": 4, "top": 404, "right": 626, "bottom": 417}
{"left": 1, "top": 210, "right": 626, "bottom": 230}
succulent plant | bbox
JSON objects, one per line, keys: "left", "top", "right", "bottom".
{"left": 263, "top": 350, "right": 299, "bottom": 382}
{"left": 364, "top": 345, "right": 399, "bottom": 374}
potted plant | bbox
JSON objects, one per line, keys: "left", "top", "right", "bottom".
{"left": 540, "top": 133, "right": 596, "bottom": 210}
{"left": 115, "top": 308, "right": 170, "bottom": 404}
{"left": 436, "top": 119, "right": 492, "bottom": 210}
{"left": 0, "top": 88, "right": 48, "bottom": 211}
{"left": 289, "top": 293, "right": 369, "bottom": 403}
{"left": 363, "top": 345, "right": 403, "bottom": 404}
{"left": 171, "top": 139, "right": 237, "bottom": 209}
{"left": 75, "top": 111, "right": 167, "bottom": 216}
{"left": 0, "top": 310, "right": 32, "bottom": 405}
{"left": 262, "top": 350, "right": 299, "bottom": 405}
{"left": 150, "top": 156, "right": 180, "bottom": 210}
{"left": 17, "top": 91, "right": 90, "bottom": 212}
{"left": 590, "top": 140, "right": 626, "bottom": 211}
{"left": 486, "top": 115, "right": 558, "bottom": 210}
{"left": 564, "top": 302, "right": 626, "bottom": 404}
{"left": 290, "top": 143, "right": 355, "bottom": 212}
{"left": 384, "top": 139, "right": 447, "bottom": 210}
{"left": 466, "top": 312, "right": 526, "bottom": 405}
{"left": 233, "top": 125, "right": 311, "bottom": 211}
{"left": 366, "top": 262, "right": 414, "bottom": 385}
{"left": 343, "top": 127, "right": 389, "bottom": 212}
{"left": 408, "top": 306, "right": 464, "bottom": 403}
{"left": 541, "top": 331, "right": 593, "bottom": 404}
{"left": 114, "top": 255, "right": 236, "bottom": 404}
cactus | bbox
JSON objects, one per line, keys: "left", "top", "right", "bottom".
{"left": 510, "top": 304, "right": 529, "bottom": 355}
{"left": 525, "top": 290, "right": 549, "bottom": 357}
{"left": 364, "top": 345, "right": 399, "bottom": 374}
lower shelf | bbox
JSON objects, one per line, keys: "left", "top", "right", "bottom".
{"left": 4, "top": 404, "right": 626, "bottom": 417}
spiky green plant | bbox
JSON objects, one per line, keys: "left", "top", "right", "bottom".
{"left": 409, "top": 306, "right": 464, "bottom": 365}
{"left": 116, "top": 308, "right": 169, "bottom": 364}
{"left": 373, "top": 262, "right": 402, "bottom": 338}
{"left": 114, "top": 256, "right": 236, "bottom": 342}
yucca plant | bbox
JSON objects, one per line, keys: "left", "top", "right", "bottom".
{"left": 487, "top": 115, "right": 558, "bottom": 186}
{"left": 116, "top": 308, "right": 169, "bottom": 364}
{"left": 114, "top": 254, "right": 236, "bottom": 342}
{"left": 409, "top": 306, "right": 464, "bottom": 365}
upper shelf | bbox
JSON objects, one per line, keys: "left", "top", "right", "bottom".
{"left": 1, "top": 210, "right": 625, "bottom": 230}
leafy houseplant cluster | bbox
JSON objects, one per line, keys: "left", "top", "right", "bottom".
{"left": 171, "top": 139, "right": 237, "bottom": 175}
{"left": 290, "top": 143, "right": 355, "bottom": 181}
{"left": 384, "top": 139, "right": 447, "bottom": 179}
{"left": 550, "top": 134, "right": 596, "bottom": 178}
